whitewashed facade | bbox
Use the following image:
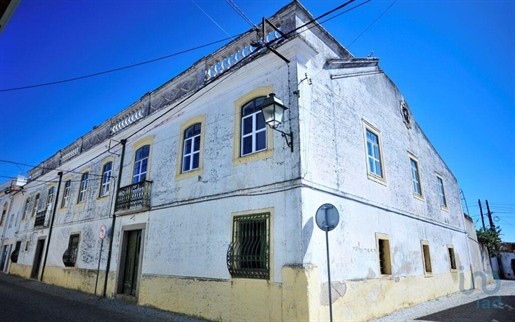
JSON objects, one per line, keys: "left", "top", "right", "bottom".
{"left": 1, "top": 2, "right": 489, "bottom": 321}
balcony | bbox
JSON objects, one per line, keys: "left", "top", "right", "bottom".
{"left": 115, "top": 180, "right": 152, "bottom": 214}
{"left": 34, "top": 210, "right": 49, "bottom": 228}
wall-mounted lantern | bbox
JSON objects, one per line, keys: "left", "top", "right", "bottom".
{"left": 259, "top": 93, "right": 293, "bottom": 152}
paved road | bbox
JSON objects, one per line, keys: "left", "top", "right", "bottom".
{"left": 0, "top": 273, "right": 209, "bottom": 322}
{"left": 373, "top": 280, "right": 515, "bottom": 322}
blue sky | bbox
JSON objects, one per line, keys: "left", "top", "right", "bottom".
{"left": 0, "top": 0, "right": 514, "bottom": 241}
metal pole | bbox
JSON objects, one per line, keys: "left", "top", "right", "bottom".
{"left": 94, "top": 239, "right": 104, "bottom": 296}
{"left": 478, "top": 199, "right": 486, "bottom": 229}
{"left": 40, "top": 171, "right": 63, "bottom": 282}
{"left": 325, "top": 210, "right": 333, "bottom": 322}
{"left": 103, "top": 139, "right": 126, "bottom": 297}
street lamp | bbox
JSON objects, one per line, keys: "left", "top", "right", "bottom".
{"left": 260, "top": 93, "right": 293, "bottom": 152}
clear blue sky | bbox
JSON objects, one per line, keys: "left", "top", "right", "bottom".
{"left": 0, "top": 0, "right": 513, "bottom": 241}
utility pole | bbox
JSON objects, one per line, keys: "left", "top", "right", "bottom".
{"left": 478, "top": 199, "right": 486, "bottom": 229}
{"left": 486, "top": 199, "right": 505, "bottom": 279}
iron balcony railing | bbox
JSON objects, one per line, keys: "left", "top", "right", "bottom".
{"left": 115, "top": 180, "right": 152, "bottom": 213}
{"left": 34, "top": 210, "right": 48, "bottom": 228}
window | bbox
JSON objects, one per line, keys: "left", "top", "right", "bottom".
{"left": 182, "top": 123, "right": 201, "bottom": 173}
{"left": 365, "top": 128, "right": 383, "bottom": 178}
{"left": 422, "top": 242, "right": 432, "bottom": 274}
{"left": 132, "top": 145, "right": 150, "bottom": 183}
{"left": 22, "top": 198, "right": 30, "bottom": 220}
{"left": 1, "top": 202, "right": 7, "bottom": 226}
{"left": 62, "top": 234, "right": 80, "bottom": 267}
{"left": 241, "top": 97, "right": 267, "bottom": 156}
{"left": 25, "top": 240, "right": 30, "bottom": 252}
{"left": 410, "top": 158, "right": 422, "bottom": 196}
{"left": 77, "top": 173, "right": 89, "bottom": 203}
{"left": 437, "top": 176, "right": 447, "bottom": 208}
{"left": 61, "top": 180, "right": 71, "bottom": 208}
{"left": 448, "top": 246, "right": 457, "bottom": 270}
{"left": 377, "top": 236, "right": 391, "bottom": 275}
{"left": 99, "top": 162, "right": 112, "bottom": 197}
{"left": 32, "top": 193, "right": 40, "bottom": 217}
{"left": 46, "top": 187, "right": 55, "bottom": 211}
{"left": 227, "top": 213, "right": 270, "bottom": 279}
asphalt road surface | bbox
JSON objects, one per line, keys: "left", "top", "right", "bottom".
{"left": 0, "top": 273, "right": 208, "bottom": 322}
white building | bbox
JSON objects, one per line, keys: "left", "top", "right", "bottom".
{"left": 3, "top": 2, "right": 489, "bottom": 321}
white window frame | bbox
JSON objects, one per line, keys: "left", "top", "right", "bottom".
{"left": 241, "top": 97, "right": 267, "bottom": 157}
{"left": 410, "top": 157, "right": 423, "bottom": 198}
{"left": 77, "top": 172, "right": 89, "bottom": 204}
{"left": 436, "top": 175, "right": 447, "bottom": 209}
{"left": 132, "top": 145, "right": 150, "bottom": 184}
{"left": 99, "top": 162, "right": 112, "bottom": 197}
{"left": 22, "top": 198, "right": 30, "bottom": 220}
{"left": 363, "top": 122, "right": 386, "bottom": 183}
{"left": 46, "top": 186, "right": 55, "bottom": 212}
{"left": 182, "top": 123, "right": 201, "bottom": 173}
{"left": 61, "top": 180, "right": 71, "bottom": 208}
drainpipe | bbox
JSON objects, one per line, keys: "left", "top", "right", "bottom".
{"left": 103, "top": 139, "right": 127, "bottom": 297}
{"left": 40, "top": 171, "right": 63, "bottom": 282}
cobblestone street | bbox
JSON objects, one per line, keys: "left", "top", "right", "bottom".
{"left": 372, "top": 280, "right": 515, "bottom": 322}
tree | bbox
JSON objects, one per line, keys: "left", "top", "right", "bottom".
{"left": 476, "top": 227, "right": 502, "bottom": 257}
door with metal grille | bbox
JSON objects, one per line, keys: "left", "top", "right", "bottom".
{"left": 121, "top": 229, "right": 142, "bottom": 296}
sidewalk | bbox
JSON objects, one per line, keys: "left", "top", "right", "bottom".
{"left": 372, "top": 280, "right": 515, "bottom": 322}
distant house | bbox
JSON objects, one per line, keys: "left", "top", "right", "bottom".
{"left": 1, "top": 1, "right": 491, "bottom": 321}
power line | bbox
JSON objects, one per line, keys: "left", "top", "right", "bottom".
{"left": 0, "top": 35, "right": 239, "bottom": 93}
{"left": 347, "top": 0, "right": 398, "bottom": 48}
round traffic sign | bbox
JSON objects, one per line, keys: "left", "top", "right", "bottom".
{"left": 99, "top": 225, "right": 107, "bottom": 240}
{"left": 315, "top": 203, "right": 340, "bottom": 232}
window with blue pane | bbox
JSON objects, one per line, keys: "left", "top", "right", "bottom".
{"left": 77, "top": 173, "right": 88, "bottom": 203}
{"left": 241, "top": 97, "right": 267, "bottom": 156}
{"left": 366, "top": 129, "right": 383, "bottom": 178}
{"left": 133, "top": 145, "right": 150, "bottom": 183}
{"left": 410, "top": 158, "right": 422, "bottom": 196}
{"left": 100, "top": 162, "right": 112, "bottom": 197}
{"left": 182, "top": 123, "right": 201, "bottom": 172}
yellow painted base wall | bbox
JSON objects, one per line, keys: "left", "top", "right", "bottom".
{"left": 40, "top": 266, "right": 116, "bottom": 296}
{"left": 9, "top": 263, "right": 32, "bottom": 278}
{"left": 314, "top": 270, "right": 475, "bottom": 321}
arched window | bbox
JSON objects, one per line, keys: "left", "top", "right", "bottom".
{"left": 32, "top": 193, "right": 40, "bottom": 217}
{"left": 133, "top": 145, "right": 150, "bottom": 183}
{"left": 182, "top": 123, "right": 201, "bottom": 172}
{"left": 22, "top": 198, "right": 30, "bottom": 220}
{"left": 100, "top": 162, "right": 112, "bottom": 197}
{"left": 61, "top": 180, "right": 71, "bottom": 208}
{"left": 47, "top": 186, "right": 55, "bottom": 211}
{"left": 241, "top": 97, "right": 267, "bottom": 156}
{"left": 77, "top": 173, "right": 89, "bottom": 203}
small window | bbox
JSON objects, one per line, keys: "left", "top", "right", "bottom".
{"left": 1, "top": 202, "right": 8, "bottom": 225}
{"left": 77, "top": 173, "right": 89, "bottom": 204}
{"left": 25, "top": 240, "right": 30, "bottom": 252}
{"left": 99, "top": 162, "right": 112, "bottom": 197}
{"left": 182, "top": 123, "right": 201, "bottom": 173}
{"left": 46, "top": 187, "right": 55, "bottom": 211}
{"left": 241, "top": 97, "right": 267, "bottom": 156}
{"left": 227, "top": 213, "right": 270, "bottom": 279}
{"left": 63, "top": 234, "right": 80, "bottom": 267}
{"left": 22, "top": 198, "right": 30, "bottom": 220}
{"left": 32, "top": 193, "right": 40, "bottom": 217}
{"left": 448, "top": 246, "right": 457, "bottom": 270}
{"left": 422, "top": 242, "right": 432, "bottom": 274}
{"left": 437, "top": 176, "right": 447, "bottom": 208}
{"left": 133, "top": 145, "right": 150, "bottom": 183}
{"left": 365, "top": 128, "right": 383, "bottom": 178}
{"left": 378, "top": 238, "right": 391, "bottom": 275}
{"left": 410, "top": 158, "right": 422, "bottom": 197}
{"left": 61, "top": 180, "right": 71, "bottom": 208}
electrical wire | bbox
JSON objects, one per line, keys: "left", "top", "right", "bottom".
{"left": 347, "top": 0, "right": 397, "bottom": 48}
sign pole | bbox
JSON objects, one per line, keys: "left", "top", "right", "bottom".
{"left": 325, "top": 209, "right": 333, "bottom": 322}
{"left": 94, "top": 239, "right": 104, "bottom": 296}
{"left": 315, "top": 203, "right": 340, "bottom": 322}
{"left": 95, "top": 225, "right": 107, "bottom": 296}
